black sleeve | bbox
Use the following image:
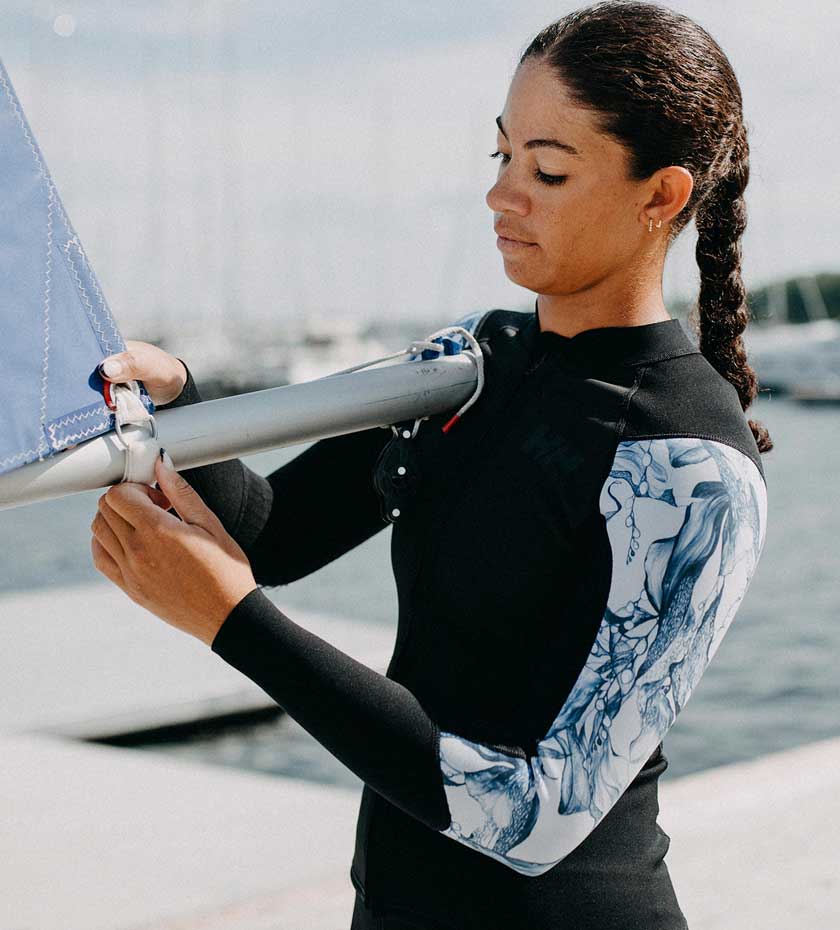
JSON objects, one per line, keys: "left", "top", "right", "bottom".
{"left": 155, "top": 359, "right": 391, "bottom": 585}
{"left": 212, "top": 587, "right": 451, "bottom": 831}
{"left": 157, "top": 359, "right": 450, "bottom": 830}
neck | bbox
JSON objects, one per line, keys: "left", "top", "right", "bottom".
{"left": 536, "top": 278, "right": 671, "bottom": 337}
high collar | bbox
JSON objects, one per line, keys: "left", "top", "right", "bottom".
{"left": 520, "top": 298, "right": 700, "bottom": 369}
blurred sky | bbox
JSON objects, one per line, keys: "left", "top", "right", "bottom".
{"left": 1, "top": 1, "right": 838, "bottom": 338}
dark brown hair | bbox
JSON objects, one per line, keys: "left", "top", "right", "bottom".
{"left": 521, "top": 0, "right": 773, "bottom": 452}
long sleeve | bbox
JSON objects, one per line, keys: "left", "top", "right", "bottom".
{"left": 209, "top": 434, "right": 768, "bottom": 875}
{"left": 155, "top": 361, "right": 391, "bottom": 584}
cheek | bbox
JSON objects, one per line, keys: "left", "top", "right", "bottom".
{"left": 538, "top": 185, "right": 586, "bottom": 238}
{"left": 536, "top": 203, "right": 587, "bottom": 267}
{"left": 589, "top": 183, "right": 639, "bottom": 242}
{"left": 550, "top": 189, "right": 631, "bottom": 263}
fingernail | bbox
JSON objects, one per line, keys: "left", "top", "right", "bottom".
{"left": 102, "top": 359, "right": 122, "bottom": 378}
{"left": 159, "top": 448, "right": 175, "bottom": 469}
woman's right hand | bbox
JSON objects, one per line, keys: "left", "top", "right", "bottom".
{"left": 98, "top": 340, "right": 188, "bottom": 407}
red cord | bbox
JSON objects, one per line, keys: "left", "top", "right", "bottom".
{"left": 441, "top": 413, "right": 460, "bottom": 434}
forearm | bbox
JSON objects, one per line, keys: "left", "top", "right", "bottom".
{"left": 211, "top": 587, "right": 451, "bottom": 829}
{"left": 155, "top": 360, "right": 390, "bottom": 584}
{"left": 154, "top": 360, "right": 273, "bottom": 551}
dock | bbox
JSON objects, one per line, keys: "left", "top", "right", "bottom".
{"left": 1, "top": 582, "right": 837, "bottom": 929}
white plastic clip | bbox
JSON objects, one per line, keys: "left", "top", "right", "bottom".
{"left": 110, "top": 382, "right": 160, "bottom": 484}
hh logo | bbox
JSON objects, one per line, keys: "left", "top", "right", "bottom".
{"left": 520, "top": 422, "right": 585, "bottom": 480}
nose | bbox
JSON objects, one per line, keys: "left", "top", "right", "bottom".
{"left": 486, "top": 172, "right": 530, "bottom": 217}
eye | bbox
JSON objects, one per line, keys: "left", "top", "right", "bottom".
{"left": 534, "top": 169, "right": 568, "bottom": 186}
{"left": 490, "top": 151, "right": 567, "bottom": 187}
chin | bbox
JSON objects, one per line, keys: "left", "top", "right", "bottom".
{"left": 502, "top": 261, "right": 549, "bottom": 293}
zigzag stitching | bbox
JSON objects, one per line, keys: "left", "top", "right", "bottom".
{"left": 77, "top": 232, "right": 121, "bottom": 349}
{"left": 60, "top": 236, "right": 116, "bottom": 355}
{"left": 49, "top": 417, "right": 113, "bottom": 451}
{"left": 48, "top": 403, "right": 113, "bottom": 431}
{"left": 0, "top": 65, "right": 48, "bottom": 182}
{"left": 56, "top": 204, "right": 121, "bottom": 353}
{"left": 0, "top": 447, "right": 46, "bottom": 468}
{"left": 1, "top": 63, "right": 53, "bottom": 462}
{"left": 38, "top": 183, "right": 55, "bottom": 459}
{"left": 47, "top": 404, "right": 113, "bottom": 450}
{"left": 3, "top": 403, "right": 114, "bottom": 464}
{"left": 1, "top": 62, "right": 120, "bottom": 357}
{"left": 0, "top": 62, "right": 121, "bottom": 468}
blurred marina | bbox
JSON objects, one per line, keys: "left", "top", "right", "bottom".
{"left": 140, "top": 272, "right": 840, "bottom": 403}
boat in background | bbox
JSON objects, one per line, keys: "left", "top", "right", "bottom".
{"left": 287, "top": 315, "right": 391, "bottom": 384}
{"left": 789, "top": 377, "right": 840, "bottom": 406}
{"left": 743, "top": 276, "right": 840, "bottom": 402}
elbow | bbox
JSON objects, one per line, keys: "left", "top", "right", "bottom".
{"left": 504, "top": 857, "right": 561, "bottom": 878}
{"left": 438, "top": 749, "right": 596, "bottom": 877}
{"left": 439, "top": 812, "right": 572, "bottom": 877}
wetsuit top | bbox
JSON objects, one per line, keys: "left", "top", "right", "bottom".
{"left": 158, "top": 304, "right": 768, "bottom": 930}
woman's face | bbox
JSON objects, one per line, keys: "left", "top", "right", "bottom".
{"left": 487, "top": 58, "right": 652, "bottom": 296}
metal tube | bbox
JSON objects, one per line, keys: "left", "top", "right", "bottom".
{"left": 0, "top": 354, "right": 478, "bottom": 511}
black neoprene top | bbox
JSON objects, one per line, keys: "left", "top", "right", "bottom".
{"left": 157, "top": 303, "right": 768, "bottom": 930}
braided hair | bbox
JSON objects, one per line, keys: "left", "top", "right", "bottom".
{"left": 520, "top": 0, "right": 773, "bottom": 452}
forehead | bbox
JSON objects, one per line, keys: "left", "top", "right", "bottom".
{"left": 499, "top": 58, "right": 616, "bottom": 160}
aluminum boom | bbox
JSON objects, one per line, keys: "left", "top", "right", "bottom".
{"left": 0, "top": 354, "right": 478, "bottom": 511}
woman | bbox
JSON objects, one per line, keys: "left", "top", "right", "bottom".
{"left": 91, "top": 3, "right": 771, "bottom": 927}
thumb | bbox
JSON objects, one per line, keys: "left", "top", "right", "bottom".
{"left": 154, "top": 449, "right": 219, "bottom": 533}
{"left": 98, "top": 350, "right": 135, "bottom": 382}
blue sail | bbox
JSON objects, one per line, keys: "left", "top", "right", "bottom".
{"left": 0, "top": 58, "right": 153, "bottom": 477}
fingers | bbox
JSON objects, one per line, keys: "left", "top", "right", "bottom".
{"left": 90, "top": 502, "right": 127, "bottom": 564}
{"left": 148, "top": 485, "right": 173, "bottom": 510}
{"left": 153, "top": 458, "right": 218, "bottom": 532}
{"left": 91, "top": 535, "right": 125, "bottom": 587}
{"left": 95, "top": 483, "right": 177, "bottom": 596}
{"left": 103, "top": 482, "right": 169, "bottom": 529}
{"left": 97, "top": 342, "right": 186, "bottom": 407}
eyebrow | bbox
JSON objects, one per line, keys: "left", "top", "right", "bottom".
{"left": 496, "top": 115, "right": 582, "bottom": 157}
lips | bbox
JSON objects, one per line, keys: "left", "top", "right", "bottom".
{"left": 494, "top": 227, "right": 534, "bottom": 244}
{"left": 495, "top": 229, "right": 537, "bottom": 254}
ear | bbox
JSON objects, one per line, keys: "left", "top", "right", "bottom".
{"left": 640, "top": 165, "right": 694, "bottom": 227}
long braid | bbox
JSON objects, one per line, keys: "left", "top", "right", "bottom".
{"left": 693, "top": 130, "right": 773, "bottom": 452}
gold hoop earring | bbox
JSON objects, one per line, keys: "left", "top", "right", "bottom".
{"left": 656, "top": 218, "right": 662, "bottom": 228}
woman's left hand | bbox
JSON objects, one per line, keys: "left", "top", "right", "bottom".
{"left": 90, "top": 454, "right": 258, "bottom": 646}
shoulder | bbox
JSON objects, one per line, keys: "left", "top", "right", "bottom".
{"left": 407, "top": 308, "right": 533, "bottom": 361}
{"left": 449, "top": 308, "right": 531, "bottom": 346}
{"left": 602, "top": 435, "right": 768, "bottom": 559}
{"left": 623, "top": 350, "right": 767, "bottom": 488}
